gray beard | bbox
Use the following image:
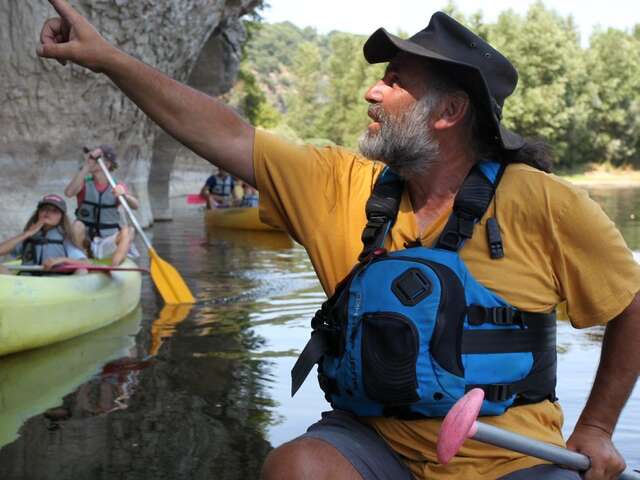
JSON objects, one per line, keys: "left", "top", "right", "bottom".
{"left": 358, "top": 96, "right": 440, "bottom": 179}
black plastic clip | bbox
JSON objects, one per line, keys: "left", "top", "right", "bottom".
{"left": 487, "top": 217, "right": 504, "bottom": 259}
{"left": 485, "top": 384, "right": 511, "bottom": 402}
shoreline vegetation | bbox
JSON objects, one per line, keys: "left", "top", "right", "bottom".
{"left": 231, "top": 3, "right": 639, "bottom": 175}
{"left": 558, "top": 164, "right": 640, "bottom": 188}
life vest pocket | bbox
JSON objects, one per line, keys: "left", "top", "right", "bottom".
{"left": 362, "top": 312, "right": 419, "bottom": 405}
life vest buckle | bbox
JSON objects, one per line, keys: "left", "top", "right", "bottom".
{"left": 438, "top": 231, "right": 463, "bottom": 251}
{"left": 468, "top": 306, "right": 522, "bottom": 326}
{"left": 492, "top": 306, "right": 515, "bottom": 325}
{"left": 483, "top": 384, "right": 512, "bottom": 402}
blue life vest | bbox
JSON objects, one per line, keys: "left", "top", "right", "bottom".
{"left": 207, "top": 175, "right": 235, "bottom": 199}
{"left": 21, "top": 226, "right": 68, "bottom": 266}
{"left": 291, "top": 161, "right": 557, "bottom": 418}
{"left": 240, "top": 192, "right": 259, "bottom": 207}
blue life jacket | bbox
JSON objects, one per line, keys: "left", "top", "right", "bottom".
{"left": 291, "top": 161, "right": 557, "bottom": 418}
{"left": 207, "top": 175, "right": 235, "bottom": 199}
{"left": 21, "top": 226, "right": 68, "bottom": 266}
{"left": 240, "top": 192, "right": 259, "bottom": 207}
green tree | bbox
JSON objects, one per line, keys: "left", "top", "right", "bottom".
{"left": 317, "top": 33, "right": 380, "bottom": 148}
{"left": 236, "top": 8, "right": 640, "bottom": 169}
{"left": 489, "top": 3, "right": 586, "bottom": 167}
{"left": 235, "top": 67, "right": 281, "bottom": 128}
{"left": 286, "top": 41, "right": 325, "bottom": 140}
{"left": 581, "top": 28, "right": 640, "bottom": 166}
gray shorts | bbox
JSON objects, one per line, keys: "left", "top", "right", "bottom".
{"left": 298, "top": 410, "right": 581, "bottom": 480}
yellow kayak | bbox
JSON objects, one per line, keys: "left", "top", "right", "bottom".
{"left": 205, "top": 207, "right": 279, "bottom": 231}
{"left": 206, "top": 226, "right": 294, "bottom": 249}
{"left": 0, "top": 306, "right": 142, "bottom": 448}
{"left": 0, "top": 260, "right": 142, "bottom": 357}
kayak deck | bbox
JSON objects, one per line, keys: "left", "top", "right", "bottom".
{"left": 0, "top": 259, "right": 141, "bottom": 356}
{"left": 205, "top": 207, "right": 279, "bottom": 231}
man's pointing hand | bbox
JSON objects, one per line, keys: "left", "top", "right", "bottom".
{"left": 37, "top": 0, "right": 113, "bottom": 72}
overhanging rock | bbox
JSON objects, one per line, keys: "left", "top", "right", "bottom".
{"left": 0, "top": 0, "right": 260, "bottom": 233}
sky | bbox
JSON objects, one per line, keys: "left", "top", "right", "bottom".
{"left": 260, "top": 0, "right": 640, "bottom": 47}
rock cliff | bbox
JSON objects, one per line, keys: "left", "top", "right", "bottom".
{"left": 0, "top": 0, "right": 259, "bottom": 233}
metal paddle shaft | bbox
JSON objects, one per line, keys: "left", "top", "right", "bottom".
{"left": 474, "top": 422, "right": 640, "bottom": 479}
{"left": 96, "top": 158, "right": 152, "bottom": 251}
{"left": 96, "top": 158, "right": 195, "bottom": 304}
{"left": 438, "top": 389, "right": 640, "bottom": 479}
{"left": 4, "top": 263, "right": 147, "bottom": 273}
{"left": 475, "top": 422, "right": 589, "bottom": 469}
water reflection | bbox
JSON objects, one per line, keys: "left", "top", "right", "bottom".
{"left": 1, "top": 186, "right": 639, "bottom": 476}
{"left": 588, "top": 187, "right": 640, "bottom": 250}
{"left": 0, "top": 211, "right": 309, "bottom": 479}
{"left": 0, "top": 306, "right": 143, "bottom": 447}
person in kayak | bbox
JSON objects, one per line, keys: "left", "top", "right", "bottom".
{"left": 239, "top": 182, "right": 259, "bottom": 208}
{"left": 64, "top": 144, "right": 139, "bottom": 267}
{"left": 200, "top": 168, "right": 236, "bottom": 209}
{"left": 0, "top": 194, "right": 88, "bottom": 274}
{"left": 37, "top": 3, "right": 640, "bottom": 479}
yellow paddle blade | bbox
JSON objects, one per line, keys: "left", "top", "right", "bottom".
{"left": 148, "top": 248, "right": 195, "bottom": 305}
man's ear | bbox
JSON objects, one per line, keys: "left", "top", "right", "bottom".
{"left": 432, "top": 93, "right": 469, "bottom": 131}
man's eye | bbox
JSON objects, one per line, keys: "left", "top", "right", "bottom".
{"left": 386, "top": 74, "right": 399, "bottom": 86}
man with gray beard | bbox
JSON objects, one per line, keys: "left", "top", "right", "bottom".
{"left": 360, "top": 95, "right": 441, "bottom": 179}
{"left": 38, "top": 2, "right": 639, "bottom": 479}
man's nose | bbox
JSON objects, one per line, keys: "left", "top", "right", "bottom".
{"left": 364, "top": 80, "right": 385, "bottom": 104}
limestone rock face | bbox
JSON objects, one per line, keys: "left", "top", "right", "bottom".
{"left": 0, "top": 0, "right": 259, "bottom": 234}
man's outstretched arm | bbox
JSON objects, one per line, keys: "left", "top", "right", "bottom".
{"left": 567, "top": 292, "right": 640, "bottom": 480}
{"left": 37, "top": 0, "right": 256, "bottom": 186}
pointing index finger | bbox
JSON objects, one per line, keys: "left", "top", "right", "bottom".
{"left": 48, "top": 0, "right": 79, "bottom": 23}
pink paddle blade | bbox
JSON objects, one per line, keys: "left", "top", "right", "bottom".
{"left": 186, "top": 194, "right": 206, "bottom": 205}
{"left": 437, "top": 388, "right": 485, "bottom": 464}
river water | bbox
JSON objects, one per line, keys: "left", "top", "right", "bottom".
{"left": 0, "top": 186, "right": 638, "bottom": 479}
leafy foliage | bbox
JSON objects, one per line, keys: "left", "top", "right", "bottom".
{"left": 231, "top": 3, "right": 639, "bottom": 167}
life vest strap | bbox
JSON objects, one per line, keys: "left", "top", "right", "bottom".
{"left": 81, "top": 200, "right": 118, "bottom": 208}
{"left": 359, "top": 169, "right": 404, "bottom": 261}
{"left": 467, "top": 356, "right": 557, "bottom": 403}
{"left": 27, "top": 238, "right": 64, "bottom": 246}
{"left": 291, "top": 330, "right": 329, "bottom": 397}
{"left": 461, "top": 326, "right": 556, "bottom": 354}
{"left": 435, "top": 163, "right": 504, "bottom": 252}
{"left": 467, "top": 306, "right": 555, "bottom": 328}
{"left": 82, "top": 220, "right": 120, "bottom": 229}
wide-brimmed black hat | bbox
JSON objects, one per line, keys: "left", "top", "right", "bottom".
{"left": 363, "top": 11, "right": 524, "bottom": 151}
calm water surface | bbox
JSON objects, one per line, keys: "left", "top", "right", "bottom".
{"left": 0, "top": 186, "right": 639, "bottom": 478}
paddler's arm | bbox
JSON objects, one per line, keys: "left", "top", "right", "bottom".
{"left": 0, "top": 232, "right": 31, "bottom": 257}
{"left": 37, "top": 0, "right": 255, "bottom": 187}
{"left": 113, "top": 184, "right": 139, "bottom": 210}
{"left": 0, "top": 222, "right": 45, "bottom": 256}
{"left": 65, "top": 157, "right": 91, "bottom": 197}
{"left": 566, "top": 292, "right": 640, "bottom": 480}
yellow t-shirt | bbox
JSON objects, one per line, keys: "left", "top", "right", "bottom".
{"left": 253, "top": 129, "right": 640, "bottom": 479}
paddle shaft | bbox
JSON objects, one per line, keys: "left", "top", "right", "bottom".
{"left": 5, "top": 265, "right": 54, "bottom": 272}
{"left": 474, "top": 422, "right": 640, "bottom": 479}
{"left": 4, "top": 264, "right": 147, "bottom": 273}
{"left": 96, "top": 158, "right": 195, "bottom": 305}
{"left": 96, "top": 158, "right": 151, "bottom": 250}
